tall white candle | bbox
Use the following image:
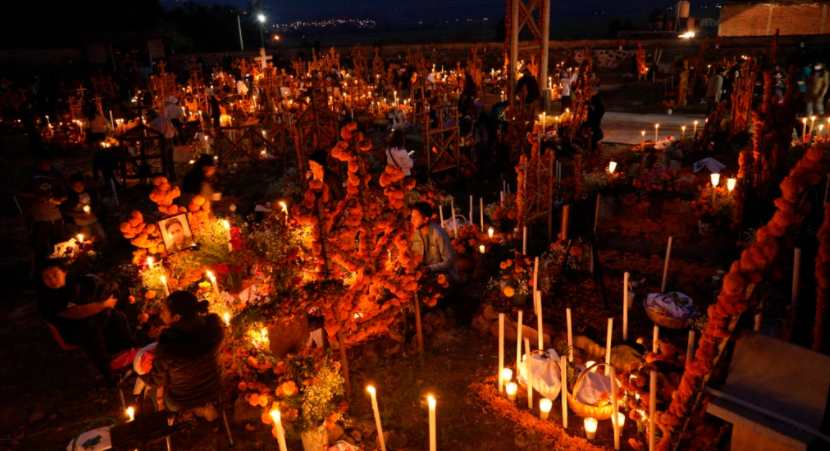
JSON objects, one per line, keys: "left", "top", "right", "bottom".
{"left": 270, "top": 410, "right": 289, "bottom": 451}
{"left": 533, "top": 257, "right": 539, "bottom": 294}
{"left": 522, "top": 226, "right": 527, "bottom": 255}
{"left": 223, "top": 220, "right": 233, "bottom": 252}
{"left": 524, "top": 338, "right": 533, "bottom": 408}
{"left": 480, "top": 198, "right": 484, "bottom": 231}
{"left": 498, "top": 313, "right": 505, "bottom": 393}
{"left": 516, "top": 311, "right": 523, "bottom": 372}
{"left": 536, "top": 291, "right": 544, "bottom": 351}
{"left": 367, "top": 386, "right": 387, "bottom": 451}
{"left": 469, "top": 195, "right": 473, "bottom": 227}
{"left": 566, "top": 308, "right": 573, "bottom": 362}
{"left": 623, "top": 272, "right": 629, "bottom": 341}
{"left": 653, "top": 325, "right": 659, "bottom": 353}
{"left": 500, "top": 191, "right": 505, "bottom": 205}
{"left": 661, "top": 236, "right": 673, "bottom": 293}
{"left": 109, "top": 110, "right": 115, "bottom": 128}
{"left": 428, "top": 396, "right": 436, "bottom": 451}
{"left": 439, "top": 205, "right": 444, "bottom": 229}
{"left": 605, "top": 318, "right": 613, "bottom": 365}
{"left": 686, "top": 330, "right": 695, "bottom": 368}
{"left": 649, "top": 371, "right": 657, "bottom": 451}
{"left": 654, "top": 124, "right": 659, "bottom": 143}
{"left": 611, "top": 366, "right": 620, "bottom": 450}
{"left": 561, "top": 357, "right": 569, "bottom": 428}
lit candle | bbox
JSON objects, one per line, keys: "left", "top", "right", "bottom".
{"left": 661, "top": 236, "right": 673, "bottom": 293}
{"left": 610, "top": 366, "right": 620, "bottom": 450}
{"left": 605, "top": 318, "right": 613, "bottom": 365}
{"left": 488, "top": 227, "right": 494, "bottom": 239}
{"left": 160, "top": 275, "right": 170, "bottom": 297}
{"left": 83, "top": 205, "right": 91, "bottom": 214}
{"left": 641, "top": 130, "right": 645, "bottom": 146}
{"left": 681, "top": 125, "right": 686, "bottom": 138}
{"left": 711, "top": 173, "right": 720, "bottom": 187}
{"left": 802, "top": 118, "right": 808, "bottom": 141}
{"left": 586, "top": 360, "right": 596, "bottom": 372}
{"left": 367, "top": 386, "right": 387, "bottom": 451}
{"left": 224, "top": 312, "right": 231, "bottom": 326}
{"left": 653, "top": 325, "right": 660, "bottom": 353}
{"left": 479, "top": 244, "right": 486, "bottom": 254}
{"left": 809, "top": 116, "right": 816, "bottom": 136}
{"left": 654, "top": 124, "right": 659, "bottom": 142}
{"left": 427, "top": 396, "right": 436, "bottom": 451}
{"left": 623, "top": 272, "right": 629, "bottom": 341}
{"left": 77, "top": 234, "right": 84, "bottom": 244}
{"left": 539, "top": 398, "right": 552, "bottom": 420}
{"left": 269, "top": 410, "right": 288, "bottom": 451}
{"left": 501, "top": 368, "right": 513, "bottom": 385}
{"left": 584, "top": 417, "right": 598, "bottom": 441}
{"left": 649, "top": 371, "right": 657, "bottom": 451}
{"left": 206, "top": 270, "right": 220, "bottom": 298}
{"left": 506, "top": 382, "right": 518, "bottom": 401}
{"left": 566, "top": 308, "right": 573, "bottom": 362}
{"left": 693, "top": 120, "right": 698, "bottom": 135}
{"left": 147, "top": 256, "right": 154, "bottom": 269}
{"left": 126, "top": 406, "right": 135, "bottom": 422}
{"left": 222, "top": 220, "right": 233, "bottom": 252}
{"left": 498, "top": 313, "right": 505, "bottom": 393}
{"left": 608, "top": 161, "right": 617, "bottom": 173}
{"left": 727, "top": 178, "right": 736, "bottom": 192}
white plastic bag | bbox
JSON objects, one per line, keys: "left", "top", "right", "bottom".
{"left": 517, "top": 349, "right": 563, "bottom": 400}
{"left": 574, "top": 365, "right": 620, "bottom": 405}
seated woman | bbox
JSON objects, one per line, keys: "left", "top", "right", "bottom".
{"left": 37, "top": 262, "right": 135, "bottom": 385}
{"left": 141, "top": 291, "right": 225, "bottom": 413}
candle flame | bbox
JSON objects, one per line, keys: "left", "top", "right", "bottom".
{"left": 539, "top": 398, "right": 552, "bottom": 412}
{"left": 270, "top": 409, "right": 281, "bottom": 423}
{"left": 160, "top": 275, "right": 167, "bottom": 284}
{"left": 126, "top": 406, "right": 135, "bottom": 422}
{"left": 224, "top": 312, "right": 230, "bottom": 325}
{"left": 279, "top": 201, "right": 288, "bottom": 213}
{"left": 206, "top": 270, "right": 215, "bottom": 281}
{"left": 77, "top": 234, "right": 84, "bottom": 243}
{"left": 261, "top": 328, "right": 268, "bottom": 341}
{"left": 427, "top": 395, "right": 436, "bottom": 408}
{"left": 147, "top": 257, "right": 153, "bottom": 267}
{"left": 366, "top": 385, "right": 376, "bottom": 396}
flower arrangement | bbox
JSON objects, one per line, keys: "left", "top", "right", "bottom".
{"left": 690, "top": 185, "right": 735, "bottom": 228}
{"left": 538, "top": 239, "right": 592, "bottom": 291}
{"left": 240, "top": 350, "right": 346, "bottom": 437}
{"left": 485, "top": 193, "right": 519, "bottom": 223}
{"left": 632, "top": 167, "right": 676, "bottom": 199}
{"left": 487, "top": 254, "right": 533, "bottom": 308}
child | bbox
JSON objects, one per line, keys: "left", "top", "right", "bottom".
{"left": 61, "top": 173, "right": 106, "bottom": 244}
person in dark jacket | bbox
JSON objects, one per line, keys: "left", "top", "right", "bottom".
{"left": 38, "top": 262, "right": 134, "bottom": 385}
{"left": 142, "top": 291, "right": 226, "bottom": 412}
{"left": 307, "top": 148, "right": 345, "bottom": 202}
{"left": 181, "top": 154, "right": 218, "bottom": 207}
{"left": 515, "top": 68, "right": 540, "bottom": 106}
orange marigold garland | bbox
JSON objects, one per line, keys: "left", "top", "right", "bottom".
{"left": 659, "top": 142, "right": 829, "bottom": 450}
{"left": 814, "top": 203, "right": 830, "bottom": 353}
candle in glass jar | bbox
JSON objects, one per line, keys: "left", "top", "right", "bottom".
{"left": 539, "top": 398, "right": 552, "bottom": 420}
{"left": 501, "top": 368, "right": 513, "bottom": 385}
{"left": 506, "top": 382, "right": 518, "bottom": 401}
{"left": 584, "top": 417, "right": 598, "bottom": 440}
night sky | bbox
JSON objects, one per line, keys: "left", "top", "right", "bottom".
{"left": 179, "top": 0, "right": 723, "bottom": 23}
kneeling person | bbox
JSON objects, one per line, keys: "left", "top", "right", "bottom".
{"left": 410, "top": 202, "right": 459, "bottom": 284}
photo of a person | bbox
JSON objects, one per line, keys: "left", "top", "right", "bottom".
{"left": 159, "top": 214, "right": 196, "bottom": 255}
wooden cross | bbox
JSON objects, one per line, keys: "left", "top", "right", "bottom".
{"left": 76, "top": 85, "right": 87, "bottom": 97}
{"left": 156, "top": 60, "right": 167, "bottom": 75}
{"left": 255, "top": 47, "right": 273, "bottom": 72}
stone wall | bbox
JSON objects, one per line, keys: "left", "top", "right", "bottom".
{"left": 719, "top": 2, "right": 829, "bottom": 37}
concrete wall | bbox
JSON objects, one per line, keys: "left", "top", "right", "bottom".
{"left": 719, "top": 2, "right": 830, "bottom": 36}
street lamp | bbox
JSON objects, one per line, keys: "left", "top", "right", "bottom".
{"left": 257, "top": 14, "right": 266, "bottom": 48}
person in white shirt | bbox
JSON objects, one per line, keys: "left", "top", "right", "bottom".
{"left": 559, "top": 68, "right": 579, "bottom": 113}
{"left": 148, "top": 110, "right": 176, "bottom": 139}
{"left": 385, "top": 129, "right": 414, "bottom": 176}
{"left": 85, "top": 110, "right": 109, "bottom": 145}
{"left": 165, "top": 96, "right": 185, "bottom": 145}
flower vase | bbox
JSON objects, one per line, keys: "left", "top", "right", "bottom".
{"left": 647, "top": 197, "right": 665, "bottom": 219}
{"left": 301, "top": 425, "right": 328, "bottom": 451}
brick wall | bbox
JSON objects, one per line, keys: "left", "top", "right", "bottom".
{"left": 719, "top": 2, "right": 829, "bottom": 36}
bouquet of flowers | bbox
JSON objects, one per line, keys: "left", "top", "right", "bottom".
{"left": 484, "top": 193, "right": 519, "bottom": 224}
{"left": 690, "top": 185, "right": 735, "bottom": 230}
{"left": 487, "top": 254, "right": 533, "bottom": 308}
{"left": 632, "top": 167, "right": 676, "bottom": 199}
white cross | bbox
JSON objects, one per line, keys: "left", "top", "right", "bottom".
{"left": 255, "top": 47, "right": 273, "bottom": 71}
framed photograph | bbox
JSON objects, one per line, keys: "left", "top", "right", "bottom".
{"left": 159, "top": 213, "right": 197, "bottom": 255}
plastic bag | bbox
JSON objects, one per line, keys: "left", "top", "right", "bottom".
{"left": 645, "top": 292, "right": 695, "bottom": 318}
{"left": 574, "top": 365, "right": 620, "bottom": 405}
{"left": 517, "top": 348, "right": 563, "bottom": 400}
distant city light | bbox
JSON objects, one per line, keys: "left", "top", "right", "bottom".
{"left": 273, "top": 18, "right": 376, "bottom": 31}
